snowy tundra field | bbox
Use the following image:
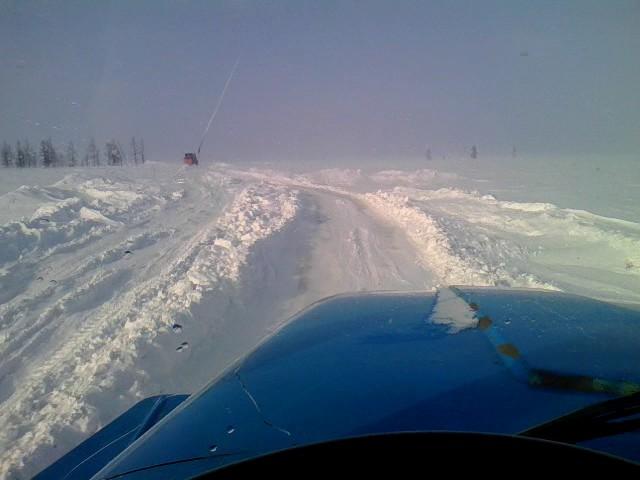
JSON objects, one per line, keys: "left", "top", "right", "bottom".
{"left": 0, "top": 159, "right": 639, "bottom": 477}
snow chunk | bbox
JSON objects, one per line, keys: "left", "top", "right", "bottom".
{"left": 429, "top": 288, "right": 477, "bottom": 333}
{"left": 29, "top": 197, "right": 81, "bottom": 223}
{"left": 187, "top": 270, "right": 210, "bottom": 286}
{"left": 214, "top": 238, "right": 233, "bottom": 249}
{"left": 79, "top": 207, "right": 121, "bottom": 226}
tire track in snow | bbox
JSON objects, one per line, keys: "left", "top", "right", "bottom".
{"left": 0, "top": 231, "right": 171, "bottom": 339}
{"left": 0, "top": 183, "right": 298, "bottom": 479}
{"left": 220, "top": 166, "right": 555, "bottom": 290}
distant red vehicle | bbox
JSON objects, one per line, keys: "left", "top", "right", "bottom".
{"left": 183, "top": 152, "right": 198, "bottom": 166}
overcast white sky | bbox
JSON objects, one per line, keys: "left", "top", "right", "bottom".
{"left": 1, "top": 0, "right": 639, "bottom": 163}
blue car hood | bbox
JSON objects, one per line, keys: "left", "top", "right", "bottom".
{"left": 38, "top": 288, "right": 640, "bottom": 479}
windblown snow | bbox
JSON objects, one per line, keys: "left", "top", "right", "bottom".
{"left": 1, "top": 162, "right": 639, "bottom": 477}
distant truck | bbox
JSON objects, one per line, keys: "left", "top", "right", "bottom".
{"left": 183, "top": 152, "right": 198, "bottom": 166}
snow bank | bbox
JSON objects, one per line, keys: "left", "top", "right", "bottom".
{"left": 0, "top": 175, "right": 181, "bottom": 267}
{"left": 0, "top": 175, "right": 298, "bottom": 477}
{"left": 162, "top": 185, "right": 298, "bottom": 310}
{"left": 364, "top": 186, "right": 640, "bottom": 303}
{"left": 369, "top": 168, "right": 459, "bottom": 185}
{"left": 361, "top": 190, "right": 556, "bottom": 290}
{"left": 302, "top": 168, "right": 364, "bottom": 187}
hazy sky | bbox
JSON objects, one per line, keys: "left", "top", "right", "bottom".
{"left": 1, "top": 0, "right": 639, "bottom": 163}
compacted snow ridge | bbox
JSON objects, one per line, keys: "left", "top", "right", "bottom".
{"left": 360, "top": 190, "right": 558, "bottom": 289}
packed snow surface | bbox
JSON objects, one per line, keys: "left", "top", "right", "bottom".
{"left": 0, "top": 161, "right": 639, "bottom": 477}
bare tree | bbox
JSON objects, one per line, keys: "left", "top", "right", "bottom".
{"left": 66, "top": 141, "right": 78, "bottom": 167}
{"left": 116, "top": 141, "right": 127, "bottom": 166}
{"left": 24, "top": 140, "right": 37, "bottom": 167}
{"left": 105, "top": 140, "right": 123, "bottom": 166}
{"left": 130, "top": 137, "right": 138, "bottom": 165}
{"left": 40, "top": 140, "right": 49, "bottom": 167}
{"left": 15, "top": 141, "right": 25, "bottom": 168}
{"left": 40, "top": 138, "right": 56, "bottom": 167}
{"left": 2, "top": 137, "right": 141, "bottom": 169}
{"left": 85, "top": 138, "right": 100, "bottom": 166}
{"left": 1, "top": 142, "right": 14, "bottom": 167}
{"left": 105, "top": 140, "right": 115, "bottom": 166}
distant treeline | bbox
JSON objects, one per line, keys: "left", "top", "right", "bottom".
{"left": 1, "top": 137, "right": 145, "bottom": 168}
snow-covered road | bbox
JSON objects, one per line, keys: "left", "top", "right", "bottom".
{"left": 1, "top": 163, "right": 639, "bottom": 478}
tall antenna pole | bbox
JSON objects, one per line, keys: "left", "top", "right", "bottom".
{"left": 197, "top": 57, "right": 240, "bottom": 156}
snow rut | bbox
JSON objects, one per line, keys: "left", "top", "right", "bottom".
{"left": 218, "top": 165, "right": 640, "bottom": 301}
{"left": 223, "top": 166, "right": 559, "bottom": 290}
{"left": 0, "top": 175, "right": 183, "bottom": 305}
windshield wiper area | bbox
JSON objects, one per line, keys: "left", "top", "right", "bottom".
{"left": 521, "top": 392, "right": 640, "bottom": 444}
